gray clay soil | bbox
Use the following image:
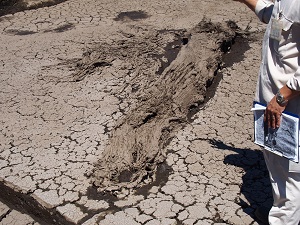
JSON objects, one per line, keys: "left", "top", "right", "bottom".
{"left": 0, "top": 0, "right": 272, "bottom": 224}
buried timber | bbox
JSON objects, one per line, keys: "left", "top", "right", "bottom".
{"left": 89, "top": 19, "right": 238, "bottom": 192}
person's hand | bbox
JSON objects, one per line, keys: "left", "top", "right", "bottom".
{"left": 264, "top": 96, "right": 286, "bottom": 129}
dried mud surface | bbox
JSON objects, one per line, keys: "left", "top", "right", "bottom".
{"left": 0, "top": 0, "right": 272, "bottom": 224}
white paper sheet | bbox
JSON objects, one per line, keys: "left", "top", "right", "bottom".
{"left": 252, "top": 102, "right": 300, "bottom": 163}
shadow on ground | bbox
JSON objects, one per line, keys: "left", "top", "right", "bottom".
{"left": 209, "top": 139, "right": 273, "bottom": 224}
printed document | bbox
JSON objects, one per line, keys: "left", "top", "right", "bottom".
{"left": 252, "top": 102, "right": 299, "bottom": 163}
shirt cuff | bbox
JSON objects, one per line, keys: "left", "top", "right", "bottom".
{"left": 255, "top": 0, "right": 267, "bottom": 15}
{"left": 287, "top": 77, "right": 300, "bottom": 91}
{"left": 255, "top": 0, "right": 273, "bottom": 23}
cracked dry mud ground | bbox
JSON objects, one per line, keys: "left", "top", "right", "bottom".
{"left": 0, "top": 0, "right": 272, "bottom": 224}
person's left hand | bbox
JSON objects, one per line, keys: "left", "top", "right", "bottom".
{"left": 264, "top": 96, "right": 286, "bottom": 129}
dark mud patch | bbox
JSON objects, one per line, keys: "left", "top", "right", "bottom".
{"left": 187, "top": 33, "right": 251, "bottom": 121}
{"left": 80, "top": 161, "right": 172, "bottom": 223}
{"left": 153, "top": 29, "right": 187, "bottom": 75}
{"left": 5, "top": 29, "right": 37, "bottom": 35}
{"left": 135, "top": 161, "right": 172, "bottom": 197}
{"left": 0, "top": 0, "right": 67, "bottom": 17}
{"left": 79, "top": 186, "right": 120, "bottom": 224}
{"left": 86, "top": 185, "right": 119, "bottom": 206}
{"left": 52, "top": 23, "right": 75, "bottom": 32}
{"left": 222, "top": 35, "right": 251, "bottom": 67}
{"left": 47, "top": 28, "right": 186, "bottom": 83}
{"left": 114, "top": 10, "right": 149, "bottom": 21}
{"left": 89, "top": 18, "right": 238, "bottom": 192}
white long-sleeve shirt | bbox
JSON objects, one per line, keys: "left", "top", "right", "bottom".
{"left": 255, "top": 0, "right": 300, "bottom": 171}
{"left": 254, "top": 0, "right": 300, "bottom": 115}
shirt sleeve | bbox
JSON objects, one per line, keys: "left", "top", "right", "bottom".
{"left": 287, "top": 69, "right": 300, "bottom": 91}
{"left": 255, "top": 0, "right": 274, "bottom": 24}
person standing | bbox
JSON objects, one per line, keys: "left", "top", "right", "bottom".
{"left": 233, "top": 0, "right": 300, "bottom": 224}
